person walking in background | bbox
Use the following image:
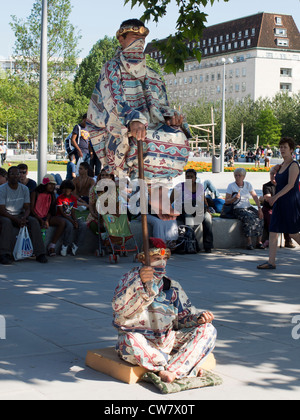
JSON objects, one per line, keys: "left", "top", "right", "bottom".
{"left": 71, "top": 113, "right": 93, "bottom": 164}
{"left": 258, "top": 137, "right": 300, "bottom": 269}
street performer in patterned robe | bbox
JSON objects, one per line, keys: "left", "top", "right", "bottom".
{"left": 86, "top": 19, "right": 191, "bottom": 216}
{"left": 112, "top": 238, "right": 217, "bottom": 383}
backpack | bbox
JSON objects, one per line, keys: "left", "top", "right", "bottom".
{"left": 173, "top": 225, "right": 199, "bottom": 254}
{"left": 64, "top": 125, "right": 81, "bottom": 155}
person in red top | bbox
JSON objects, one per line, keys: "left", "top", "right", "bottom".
{"left": 56, "top": 180, "right": 86, "bottom": 256}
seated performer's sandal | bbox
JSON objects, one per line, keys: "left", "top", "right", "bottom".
{"left": 257, "top": 262, "right": 276, "bottom": 270}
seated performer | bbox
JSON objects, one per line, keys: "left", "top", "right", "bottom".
{"left": 112, "top": 237, "right": 217, "bottom": 383}
{"left": 86, "top": 19, "right": 191, "bottom": 216}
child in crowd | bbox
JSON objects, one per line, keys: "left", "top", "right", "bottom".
{"left": 30, "top": 174, "right": 67, "bottom": 257}
{"left": 56, "top": 180, "right": 86, "bottom": 256}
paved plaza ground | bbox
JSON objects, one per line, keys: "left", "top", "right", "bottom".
{"left": 0, "top": 170, "right": 299, "bottom": 401}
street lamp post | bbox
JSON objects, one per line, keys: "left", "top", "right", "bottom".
{"left": 220, "top": 57, "right": 233, "bottom": 172}
{"left": 37, "top": 0, "right": 48, "bottom": 184}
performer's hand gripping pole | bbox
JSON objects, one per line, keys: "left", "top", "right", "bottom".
{"left": 137, "top": 138, "right": 150, "bottom": 266}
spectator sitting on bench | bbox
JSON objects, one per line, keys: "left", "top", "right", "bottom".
{"left": 17, "top": 163, "right": 37, "bottom": 193}
{"left": 0, "top": 166, "right": 47, "bottom": 265}
{"left": 30, "top": 174, "right": 67, "bottom": 257}
{"left": 73, "top": 161, "right": 95, "bottom": 207}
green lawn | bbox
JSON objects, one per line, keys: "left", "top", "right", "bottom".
{"left": 2, "top": 161, "right": 67, "bottom": 172}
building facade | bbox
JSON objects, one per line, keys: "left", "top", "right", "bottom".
{"left": 145, "top": 13, "right": 300, "bottom": 106}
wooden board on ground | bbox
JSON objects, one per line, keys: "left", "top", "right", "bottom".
{"left": 85, "top": 347, "right": 216, "bottom": 384}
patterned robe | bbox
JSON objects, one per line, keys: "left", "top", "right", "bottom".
{"left": 86, "top": 39, "right": 190, "bottom": 184}
{"left": 112, "top": 267, "right": 217, "bottom": 378}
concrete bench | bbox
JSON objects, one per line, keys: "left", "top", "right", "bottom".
{"left": 42, "top": 217, "right": 247, "bottom": 256}
{"left": 42, "top": 220, "right": 150, "bottom": 256}
{"left": 195, "top": 217, "right": 247, "bottom": 249}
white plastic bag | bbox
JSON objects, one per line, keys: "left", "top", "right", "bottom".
{"left": 13, "top": 226, "right": 34, "bottom": 261}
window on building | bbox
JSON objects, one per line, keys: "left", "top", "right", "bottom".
{"left": 238, "top": 31, "right": 242, "bottom": 39}
{"left": 234, "top": 42, "right": 238, "bottom": 49}
{"left": 199, "top": 74, "right": 203, "bottom": 82}
{"left": 240, "top": 40, "right": 245, "bottom": 47}
{"left": 276, "top": 39, "right": 289, "bottom": 47}
{"left": 275, "top": 17, "right": 282, "bottom": 26}
{"left": 228, "top": 43, "right": 232, "bottom": 50}
{"left": 220, "top": 35, "right": 223, "bottom": 42}
{"left": 247, "top": 39, "right": 251, "bottom": 46}
{"left": 275, "top": 28, "right": 287, "bottom": 37}
{"left": 242, "top": 82, "right": 246, "bottom": 92}
{"left": 280, "top": 83, "right": 292, "bottom": 92}
{"left": 251, "top": 28, "right": 256, "bottom": 36}
{"left": 245, "top": 29, "right": 249, "bottom": 37}
{"left": 235, "top": 84, "right": 240, "bottom": 92}
{"left": 242, "top": 68, "right": 247, "bottom": 77}
{"left": 280, "top": 68, "right": 292, "bottom": 77}
{"left": 226, "top": 34, "right": 230, "bottom": 41}
{"left": 235, "top": 69, "right": 240, "bottom": 78}
{"left": 211, "top": 73, "right": 215, "bottom": 81}
{"left": 221, "top": 45, "right": 226, "bottom": 51}
{"left": 232, "top": 33, "right": 236, "bottom": 39}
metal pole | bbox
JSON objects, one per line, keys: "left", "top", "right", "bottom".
{"left": 37, "top": 0, "right": 48, "bottom": 184}
{"left": 6, "top": 122, "right": 8, "bottom": 147}
{"left": 220, "top": 60, "right": 226, "bottom": 172}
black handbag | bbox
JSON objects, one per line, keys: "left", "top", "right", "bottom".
{"left": 220, "top": 192, "right": 240, "bottom": 219}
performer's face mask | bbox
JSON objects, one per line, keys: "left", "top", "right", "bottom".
{"left": 150, "top": 258, "right": 167, "bottom": 268}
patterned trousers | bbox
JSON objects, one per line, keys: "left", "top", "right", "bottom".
{"left": 117, "top": 323, "right": 217, "bottom": 379}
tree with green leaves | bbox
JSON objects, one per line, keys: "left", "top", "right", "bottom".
{"left": 74, "top": 36, "right": 119, "bottom": 100}
{"left": 10, "top": 0, "right": 81, "bottom": 84}
{"left": 125, "top": 0, "right": 230, "bottom": 74}
{"left": 255, "top": 107, "right": 282, "bottom": 147}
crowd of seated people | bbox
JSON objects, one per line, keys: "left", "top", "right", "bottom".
{"left": 1, "top": 157, "right": 297, "bottom": 263}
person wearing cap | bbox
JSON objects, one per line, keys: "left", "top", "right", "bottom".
{"left": 86, "top": 19, "right": 191, "bottom": 196}
{"left": 112, "top": 237, "right": 217, "bottom": 383}
{"left": 30, "top": 174, "right": 67, "bottom": 257}
{"left": 0, "top": 166, "right": 47, "bottom": 264}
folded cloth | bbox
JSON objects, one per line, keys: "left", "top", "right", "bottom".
{"left": 142, "top": 370, "right": 223, "bottom": 394}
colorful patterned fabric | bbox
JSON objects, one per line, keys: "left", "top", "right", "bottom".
{"left": 87, "top": 39, "right": 190, "bottom": 182}
{"left": 112, "top": 267, "right": 217, "bottom": 378}
{"left": 142, "top": 370, "right": 223, "bottom": 394}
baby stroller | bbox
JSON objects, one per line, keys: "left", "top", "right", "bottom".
{"left": 96, "top": 213, "right": 139, "bottom": 264}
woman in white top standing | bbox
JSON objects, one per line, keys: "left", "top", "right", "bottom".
{"left": 225, "top": 168, "right": 264, "bottom": 250}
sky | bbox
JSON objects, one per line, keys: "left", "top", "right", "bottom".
{"left": 0, "top": 0, "right": 299, "bottom": 59}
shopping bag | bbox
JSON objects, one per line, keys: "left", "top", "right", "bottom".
{"left": 13, "top": 226, "right": 34, "bottom": 261}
